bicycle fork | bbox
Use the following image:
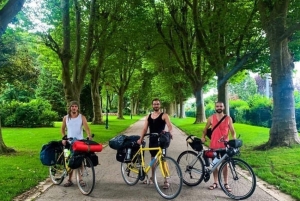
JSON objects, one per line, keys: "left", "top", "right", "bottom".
{"left": 161, "top": 158, "right": 170, "bottom": 178}
{"left": 228, "top": 160, "right": 239, "bottom": 180}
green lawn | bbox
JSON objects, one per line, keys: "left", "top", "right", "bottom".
{"left": 0, "top": 115, "right": 141, "bottom": 201}
{"left": 1, "top": 116, "right": 300, "bottom": 200}
{"left": 171, "top": 117, "right": 300, "bottom": 200}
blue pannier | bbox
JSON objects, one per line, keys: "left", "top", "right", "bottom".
{"left": 40, "top": 141, "right": 62, "bottom": 166}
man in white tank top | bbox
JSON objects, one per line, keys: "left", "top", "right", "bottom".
{"left": 61, "top": 101, "right": 92, "bottom": 187}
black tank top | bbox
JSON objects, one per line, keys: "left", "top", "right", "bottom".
{"left": 148, "top": 113, "right": 166, "bottom": 133}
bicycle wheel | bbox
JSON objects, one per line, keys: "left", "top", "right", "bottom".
{"left": 153, "top": 156, "right": 182, "bottom": 200}
{"left": 49, "top": 152, "right": 66, "bottom": 185}
{"left": 177, "top": 150, "right": 205, "bottom": 186}
{"left": 76, "top": 156, "right": 95, "bottom": 195}
{"left": 218, "top": 158, "right": 256, "bottom": 200}
{"left": 121, "top": 155, "right": 140, "bottom": 185}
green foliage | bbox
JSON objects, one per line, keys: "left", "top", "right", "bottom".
{"left": 229, "top": 99, "right": 249, "bottom": 123}
{"left": 229, "top": 74, "right": 258, "bottom": 100}
{"left": 0, "top": 99, "right": 58, "bottom": 127}
{"left": 204, "top": 101, "right": 216, "bottom": 118}
{"left": 247, "top": 94, "right": 272, "bottom": 109}
{"left": 35, "top": 68, "right": 65, "bottom": 119}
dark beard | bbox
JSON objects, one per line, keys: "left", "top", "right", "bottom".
{"left": 215, "top": 109, "right": 223, "bottom": 113}
{"left": 153, "top": 108, "right": 160, "bottom": 112}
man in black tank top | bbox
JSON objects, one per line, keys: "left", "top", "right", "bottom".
{"left": 137, "top": 98, "right": 173, "bottom": 184}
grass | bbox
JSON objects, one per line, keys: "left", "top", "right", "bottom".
{"left": 2, "top": 115, "right": 300, "bottom": 200}
{"left": 0, "top": 115, "right": 141, "bottom": 201}
{"left": 171, "top": 117, "right": 300, "bottom": 200}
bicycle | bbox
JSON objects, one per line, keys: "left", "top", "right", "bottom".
{"left": 120, "top": 133, "right": 183, "bottom": 200}
{"left": 177, "top": 135, "right": 256, "bottom": 200}
{"left": 49, "top": 135, "right": 99, "bottom": 195}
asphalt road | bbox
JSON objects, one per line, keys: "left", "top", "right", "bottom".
{"left": 26, "top": 117, "right": 295, "bottom": 201}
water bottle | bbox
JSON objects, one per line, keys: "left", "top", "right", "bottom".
{"left": 126, "top": 148, "right": 132, "bottom": 160}
{"left": 63, "top": 149, "right": 71, "bottom": 172}
{"left": 210, "top": 157, "right": 220, "bottom": 168}
{"left": 64, "top": 149, "right": 70, "bottom": 158}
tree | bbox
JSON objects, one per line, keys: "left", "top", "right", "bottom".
{"left": 41, "top": 0, "right": 97, "bottom": 104}
{"left": 104, "top": 1, "right": 158, "bottom": 119}
{"left": 257, "top": 0, "right": 300, "bottom": 147}
{"left": 151, "top": 0, "right": 213, "bottom": 123}
{"left": 0, "top": 31, "right": 39, "bottom": 154}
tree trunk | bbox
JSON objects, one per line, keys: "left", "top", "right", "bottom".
{"left": 194, "top": 88, "right": 206, "bottom": 123}
{"left": 217, "top": 74, "right": 230, "bottom": 115}
{"left": 0, "top": 0, "right": 26, "bottom": 37}
{"left": 90, "top": 71, "right": 103, "bottom": 124}
{"left": 179, "top": 99, "right": 185, "bottom": 118}
{"left": 258, "top": 0, "right": 300, "bottom": 147}
{"left": 268, "top": 39, "right": 300, "bottom": 146}
{"left": 0, "top": 117, "right": 15, "bottom": 154}
{"left": 117, "top": 91, "right": 125, "bottom": 119}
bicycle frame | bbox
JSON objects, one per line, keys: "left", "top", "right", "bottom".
{"left": 185, "top": 148, "right": 233, "bottom": 174}
{"left": 130, "top": 145, "right": 169, "bottom": 178}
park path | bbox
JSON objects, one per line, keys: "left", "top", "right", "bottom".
{"left": 30, "top": 117, "right": 295, "bottom": 201}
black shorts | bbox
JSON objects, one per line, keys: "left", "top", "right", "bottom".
{"left": 214, "top": 150, "right": 226, "bottom": 159}
{"left": 149, "top": 136, "right": 159, "bottom": 157}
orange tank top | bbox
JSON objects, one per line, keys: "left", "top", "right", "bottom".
{"left": 210, "top": 114, "right": 229, "bottom": 149}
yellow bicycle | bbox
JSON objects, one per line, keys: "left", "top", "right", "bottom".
{"left": 49, "top": 136, "right": 98, "bottom": 195}
{"left": 120, "top": 133, "right": 183, "bottom": 200}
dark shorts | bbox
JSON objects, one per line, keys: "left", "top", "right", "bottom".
{"left": 149, "top": 136, "right": 159, "bottom": 157}
{"left": 214, "top": 150, "right": 226, "bottom": 159}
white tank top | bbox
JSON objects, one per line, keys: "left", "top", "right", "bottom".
{"left": 66, "top": 114, "right": 83, "bottom": 140}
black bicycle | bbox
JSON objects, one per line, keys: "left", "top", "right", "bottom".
{"left": 177, "top": 135, "right": 256, "bottom": 200}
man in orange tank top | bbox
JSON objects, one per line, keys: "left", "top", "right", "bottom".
{"left": 201, "top": 101, "right": 236, "bottom": 192}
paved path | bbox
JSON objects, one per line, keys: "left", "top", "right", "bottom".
{"left": 31, "top": 117, "right": 295, "bottom": 201}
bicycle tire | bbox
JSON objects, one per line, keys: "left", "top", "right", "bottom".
{"left": 49, "top": 151, "right": 66, "bottom": 185}
{"left": 153, "top": 156, "right": 183, "bottom": 200}
{"left": 121, "top": 154, "right": 141, "bottom": 185}
{"left": 76, "top": 156, "right": 95, "bottom": 195}
{"left": 218, "top": 158, "right": 256, "bottom": 200}
{"left": 177, "top": 150, "right": 205, "bottom": 186}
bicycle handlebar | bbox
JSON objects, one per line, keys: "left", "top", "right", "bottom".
{"left": 62, "top": 133, "right": 95, "bottom": 141}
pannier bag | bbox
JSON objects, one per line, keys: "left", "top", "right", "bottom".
{"left": 68, "top": 152, "right": 84, "bottom": 169}
{"left": 87, "top": 152, "right": 99, "bottom": 167}
{"left": 72, "top": 140, "right": 102, "bottom": 153}
{"left": 40, "top": 141, "right": 62, "bottom": 166}
{"left": 116, "top": 147, "right": 140, "bottom": 163}
{"left": 186, "top": 135, "right": 203, "bottom": 151}
{"left": 228, "top": 139, "right": 243, "bottom": 148}
{"left": 159, "top": 132, "right": 171, "bottom": 149}
{"left": 109, "top": 134, "right": 127, "bottom": 150}
{"left": 116, "top": 148, "right": 127, "bottom": 162}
